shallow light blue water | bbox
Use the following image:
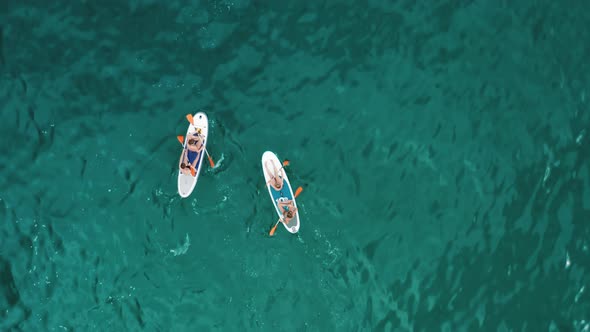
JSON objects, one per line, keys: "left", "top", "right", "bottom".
{"left": 1, "top": 1, "right": 590, "bottom": 331}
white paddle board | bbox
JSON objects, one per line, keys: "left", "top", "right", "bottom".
{"left": 261, "top": 151, "right": 300, "bottom": 233}
{"left": 178, "top": 112, "right": 209, "bottom": 198}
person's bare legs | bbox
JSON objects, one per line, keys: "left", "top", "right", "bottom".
{"left": 193, "top": 137, "right": 204, "bottom": 153}
{"left": 264, "top": 160, "right": 274, "bottom": 179}
{"left": 272, "top": 160, "right": 284, "bottom": 180}
{"left": 265, "top": 160, "right": 283, "bottom": 189}
{"left": 191, "top": 131, "right": 206, "bottom": 152}
{"left": 272, "top": 160, "right": 284, "bottom": 189}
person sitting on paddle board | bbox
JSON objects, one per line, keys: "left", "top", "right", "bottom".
{"left": 179, "top": 131, "right": 204, "bottom": 175}
{"left": 264, "top": 160, "right": 284, "bottom": 191}
{"left": 277, "top": 198, "right": 297, "bottom": 224}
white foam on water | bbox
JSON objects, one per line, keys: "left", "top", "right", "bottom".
{"left": 210, "top": 152, "right": 225, "bottom": 170}
{"left": 576, "top": 129, "right": 585, "bottom": 145}
{"left": 575, "top": 286, "right": 585, "bottom": 303}
{"left": 170, "top": 233, "right": 190, "bottom": 256}
{"left": 191, "top": 198, "right": 200, "bottom": 216}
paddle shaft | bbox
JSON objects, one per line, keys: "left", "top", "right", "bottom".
{"left": 269, "top": 217, "right": 283, "bottom": 236}
{"left": 193, "top": 132, "right": 215, "bottom": 167}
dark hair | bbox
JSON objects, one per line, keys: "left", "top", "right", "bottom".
{"left": 286, "top": 211, "right": 293, "bottom": 218}
{"left": 188, "top": 139, "right": 196, "bottom": 145}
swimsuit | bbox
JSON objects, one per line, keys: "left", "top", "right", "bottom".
{"left": 187, "top": 149, "right": 199, "bottom": 164}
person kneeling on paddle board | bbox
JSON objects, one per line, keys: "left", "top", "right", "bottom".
{"left": 277, "top": 198, "right": 297, "bottom": 224}
{"left": 180, "top": 132, "right": 204, "bottom": 175}
{"left": 264, "top": 160, "right": 284, "bottom": 191}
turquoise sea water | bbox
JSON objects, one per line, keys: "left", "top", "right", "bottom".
{"left": 1, "top": 1, "right": 590, "bottom": 331}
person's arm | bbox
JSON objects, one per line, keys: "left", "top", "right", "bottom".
{"left": 179, "top": 149, "right": 187, "bottom": 166}
{"left": 277, "top": 166, "right": 285, "bottom": 180}
{"left": 286, "top": 201, "right": 295, "bottom": 210}
{"left": 278, "top": 199, "right": 292, "bottom": 209}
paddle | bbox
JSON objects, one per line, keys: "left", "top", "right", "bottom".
{"left": 185, "top": 114, "right": 216, "bottom": 168}
{"left": 269, "top": 218, "right": 282, "bottom": 237}
{"left": 269, "top": 186, "right": 303, "bottom": 236}
{"left": 204, "top": 149, "right": 215, "bottom": 168}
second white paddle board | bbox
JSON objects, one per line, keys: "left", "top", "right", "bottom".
{"left": 261, "top": 151, "right": 300, "bottom": 233}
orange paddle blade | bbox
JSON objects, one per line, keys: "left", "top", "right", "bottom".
{"left": 190, "top": 167, "right": 196, "bottom": 177}
{"left": 269, "top": 223, "right": 279, "bottom": 236}
{"left": 294, "top": 186, "right": 303, "bottom": 198}
{"left": 186, "top": 114, "right": 194, "bottom": 125}
{"left": 204, "top": 149, "right": 215, "bottom": 168}
{"left": 282, "top": 159, "right": 290, "bottom": 167}
{"left": 177, "top": 135, "right": 184, "bottom": 145}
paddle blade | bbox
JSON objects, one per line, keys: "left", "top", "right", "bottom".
{"left": 294, "top": 186, "right": 303, "bottom": 198}
{"left": 177, "top": 135, "right": 184, "bottom": 145}
{"left": 190, "top": 167, "right": 196, "bottom": 177}
{"left": 269, "top": 223, "right": 279, "bottom": 236}
{"left": 186, "top": 114, "right": 194, "bottom": 125}
{"left": 208, "top": 155, "right": 215, "bottom": 168}
{"left": 282, "top": 159, "right": 290, "bottom": 167}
